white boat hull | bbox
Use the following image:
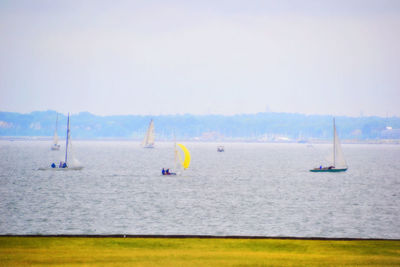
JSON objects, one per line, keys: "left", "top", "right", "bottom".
{"left": 51, "top": 145, "right": 60, "bottom": 151}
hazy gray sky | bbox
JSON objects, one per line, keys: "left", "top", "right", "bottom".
{"left": 1, "top": 0, "right": 399, "bottom": 117}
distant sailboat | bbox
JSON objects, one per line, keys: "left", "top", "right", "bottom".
{"left": 40, "top": 113, "right": 83, "bottom": 171}
{"left": 142, "top": 119, "right": 155, "bottom": 148}
{"left": 310, "top": 118, "right": 348, "bottom": 172}
{"left": 162, "top": 142, "right": 191, "bottom": 175}
{"left": 51, "top": 114, "right": 60, "bottom": 150}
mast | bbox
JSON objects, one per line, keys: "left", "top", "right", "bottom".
{"left": 173, "top": 132, "right": 177, "bottom": 170}
{"left": 56, "top": 113, "right": 58, "bottom": 132}
{"left": 333, "top": 117, "right": 336, "bottom": 167}
{"left": 144, "top": 120, "right": 150, "bottom": 145}
{"left": 53, "top": 113, "right": 59, "bottom": 145}
{"left": 65, "top": 113, "right": 70, "bottom": 164}
{"left": 147, "top": 119, "right": 152, "bottom": 145}
{"left": 149, "top": 119, "right": 154, "bottom": 145}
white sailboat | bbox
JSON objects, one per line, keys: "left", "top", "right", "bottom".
{"left": 142, "top": 119, "right": 155, "bottom": 148}
{"left": 310, "top": 118, "right": 348, "bottom": 172}
{"left": 51, "top": 114, "right": 60, "bottom": 150}
{"left": 40, "top": 113, "right": 83, "bottom": 171}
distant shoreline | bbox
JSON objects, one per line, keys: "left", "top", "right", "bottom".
{"left": 0, "top": 136, "right": 399, "bottom": 144}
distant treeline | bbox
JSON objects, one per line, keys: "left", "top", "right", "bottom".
{"left": 0, "top": 110, "right": 399, "bottom": 141}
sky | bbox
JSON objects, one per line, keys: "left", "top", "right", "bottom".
{"left": 1, "top": 0, "right": 399, "bottom": 117}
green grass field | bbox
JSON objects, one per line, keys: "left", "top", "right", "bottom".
{"left": 0, "top": 237, "right": 399, "bottom": 266}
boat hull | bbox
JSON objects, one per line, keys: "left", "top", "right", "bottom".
{"left": 39, "top": 166, "right": 84, "bottom": 171}
{"left": 310, "top": 168, "right": 347, "bottom": 172}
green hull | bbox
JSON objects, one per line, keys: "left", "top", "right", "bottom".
{"left": 310, "top": 168, "right": 347, "bottom": 172}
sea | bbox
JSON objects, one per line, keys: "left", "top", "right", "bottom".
{"left": 0, "top": 140, "right": 399, "bottom": 238}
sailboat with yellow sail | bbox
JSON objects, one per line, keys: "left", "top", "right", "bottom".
{"left": 162, "top": 142, "right": 191, "bottom": 175}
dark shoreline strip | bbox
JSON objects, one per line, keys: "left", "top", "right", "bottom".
{"left": 0, "top": 235, "right": 399, "bottom": 241}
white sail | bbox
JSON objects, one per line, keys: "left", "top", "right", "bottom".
{"left": 174, "top": 141, "right": 179, "bottom": 171}
{"left": 53, "top": 130, "right": 59, "bottom": 145}
{"left": 51, "top": 114, "right": 60, "bottom": 150}
{"left": 333, "top": 120, "right": 347, "bottom": 168}
{"left": 310, "top": 118, "right": 347, "bottom": 172}
{"left": 142, "top": 119, "right": 155, "bottom": 148}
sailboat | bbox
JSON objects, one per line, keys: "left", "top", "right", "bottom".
{"left": 162, "top": 143, "right": 191, "bottom": 175}
{"left": 310, "top": 118, "right": 348, "bottom": 172}
{"left": 142, "top": 119, "right": 155, "bottom": 148}
{"left": 50, "top": 114, "right": 60, "bottom": 150}
{"left": 40, "top": 113, "right": 83, "bottom": 171}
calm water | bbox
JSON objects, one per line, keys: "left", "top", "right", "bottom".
{"left": 0, "top": 140, "right": 399, "bottom": 238}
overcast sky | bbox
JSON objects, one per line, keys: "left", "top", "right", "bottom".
{"left": 1, "top": 0, "right": 399, "bottom": 117}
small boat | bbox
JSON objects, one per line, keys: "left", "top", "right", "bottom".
{"left": 217, "top": 146, "right": 225, "bottom": 152}
{"left": 142, "top": 119, "right": 155, "bottom": 148}
{"left": 162, "top": 169, "right": 176, "bottom": 176}
{"left": 40, "top": 113, "right": 83, "bottom": 171}
{"left": 51, "top": 113, "right": 60, "bottom": 150}
{"left": 162, "top": 143, "right": 191, "bottom": 175}
{"left": 310, "top": 118, "right": 347, "bottom": 172}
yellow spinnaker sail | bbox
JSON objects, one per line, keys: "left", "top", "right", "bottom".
{"left": 177, "top": 143, "right": 191, "bottom": 169}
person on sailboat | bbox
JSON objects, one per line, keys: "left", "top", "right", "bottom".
{"left": 51, "top": 163, "right": 56, "bottom": 168}
{"left": 59, "top": 161, "right": 63, "bottom": 168}
{"left": 62, "top": 162, "right": 67, "bottom": 168}
{"left": 162, "top": 168, "right": 165, "bottom": 175}
{"left": 166, "top": 169, "right": 170, "bottom": 175}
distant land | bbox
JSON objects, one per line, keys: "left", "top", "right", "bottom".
{"left": 1, "top": 110, "right": 399, "bottom": 142}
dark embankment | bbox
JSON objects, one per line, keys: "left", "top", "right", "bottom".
{"left": 1, "top": 234, "right": 399, "bottom": 240}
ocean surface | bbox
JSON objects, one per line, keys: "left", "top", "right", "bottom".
{"left": 0, "top": 140, "right": 399, "bottom": 238}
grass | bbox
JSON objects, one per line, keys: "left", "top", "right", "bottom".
{"left": 0, "top": 237, "right": 399, "bottom": 266}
